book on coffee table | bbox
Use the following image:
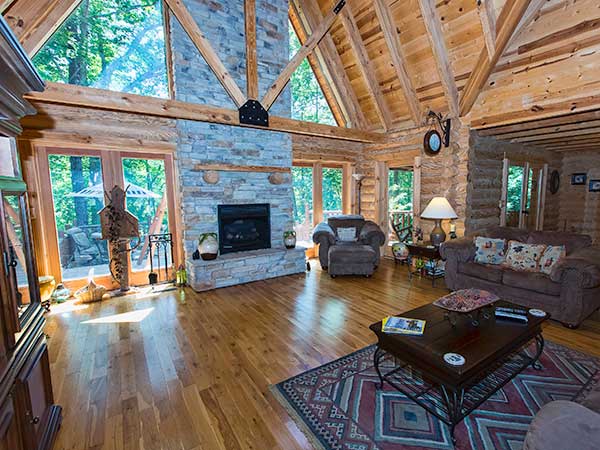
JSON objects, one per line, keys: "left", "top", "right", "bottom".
{"left": 382, "top": 316, "right": 426, "bottom": 335}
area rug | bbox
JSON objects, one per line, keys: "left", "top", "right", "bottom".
{"left": 272, "top": 341, "right": 600, "bottom": 450}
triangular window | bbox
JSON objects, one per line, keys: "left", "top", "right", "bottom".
{"left": 289, "top": 22, "right": 335, "bottom": 125}
{"left": 33, "top": 0, "right": 169, "bottom": 98}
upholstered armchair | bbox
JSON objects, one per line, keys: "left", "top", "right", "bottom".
{"left": 312, "top": 215, "right": 386, "bottom": 277}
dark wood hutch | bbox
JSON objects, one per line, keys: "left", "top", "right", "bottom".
{"left": 0, "top": 16, "right": 62, "bottom": 450}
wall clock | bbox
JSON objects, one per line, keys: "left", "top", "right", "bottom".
{"left": 424, "top": 129, "right": 442, "bottom": 155}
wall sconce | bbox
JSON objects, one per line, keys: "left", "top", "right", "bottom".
{"left": 423, "top": 110, "right": 451, "bottom": 155}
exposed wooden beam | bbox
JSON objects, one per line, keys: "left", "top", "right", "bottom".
{"left": 25, "top": 82, "right": 384, "bottom": 143}
{"left": 295, "top": 0, "right": 367, "bottom": 129}
{"left": 164, "top": 0, "right": 246, "bottom": 108}
{"left": 0, "top": 0, "right": 16, "bottom": 14}
{"left": 244, "top": 0, "right": 258, "bottom": 100}
{"left": 477, "top": 0, "right": 497, "bottom": 59}
{"left": 495, "top": 119, "right": 600, "bottom": 140}
{"left": 373, "top": 0, "right": 421, "bottom": 124}
{"left": 417, "top": 0, "right": 459, "bottom": 117}
{"left": 459, "top": 0, "right": 530, "bottom": 116}
{"left": 507, "top": 0, "right": 548, "bottom": 48}
{"left": 3, "top": 0, "right": 82, "bottom": 55}
{"left": 262, "top": 0, "right": 345, "bottom": 111}
{"left": 162, "top": 1, "right": 176, "bottom": 99}
{"left": 339, "top": 4, "right": 393, "bottom": 130}
{"left": 511, "top": 126, "right": 600, "bottom": 143}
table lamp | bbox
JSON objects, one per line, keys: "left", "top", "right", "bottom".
{"left": 420, "top": 197, "right": 457, "bottom": 246}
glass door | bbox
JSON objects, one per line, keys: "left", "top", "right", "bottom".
{"left": 501, "top": 159, "right": 547, "bottom": 230}
{"left": 0, "top": 192, "right": 40, "bottom": 336}
{"left": 292, "top": 165, "right": 314, "bottom": 248}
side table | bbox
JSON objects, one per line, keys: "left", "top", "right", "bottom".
{"left": 406, "top": 242, "right": 444, "bottom": 286}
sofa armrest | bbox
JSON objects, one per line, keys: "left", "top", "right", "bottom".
{"left": 359, "top": 221, "right": 385, "bottom": 247}
{"left": 550, "top": 247, "right": 600, "bottom": 288}
{"left": 523, "top": 401, "right": 600, "bottom": 450}
{"left": 312, "top": 222, "right": 335, "bottom": 245}
{"left": 439, "top": 237, "right": 475, "bottom": 263}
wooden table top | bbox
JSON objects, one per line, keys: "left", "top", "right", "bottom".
{"left": 369, "top": 301, "right": 548, "bottom": 388}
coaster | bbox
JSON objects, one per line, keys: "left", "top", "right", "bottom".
{"left": 529, "top": 309, "right": 547, "bottom": 317}
{"left": 443, "top": 353, "right": 466, "bottom": 366}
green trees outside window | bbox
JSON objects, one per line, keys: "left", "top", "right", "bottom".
{"left": 388, "top": 169, "right": 413, "bottom": 212}
{"left": 289, "top": 23, "right": 336, "bottom": 125}
{"left": 322, "top": 168, "right": 342, "bottom": 218}
{"left": 33, "top": 0, "right": 169, "bottom": 98}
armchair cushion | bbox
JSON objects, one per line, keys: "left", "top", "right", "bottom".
{"left": 337, "top": 227, "right": 357, "bottom": 242}
{"left": 550, "top": 247, "right": 600, "bottom": 288}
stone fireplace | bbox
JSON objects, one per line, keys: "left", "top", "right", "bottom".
{"left": 218, "top": 204, "right": 271, "bottom": 254}
{"left": 170, "top": 0, "right": 306, "bottom": 291}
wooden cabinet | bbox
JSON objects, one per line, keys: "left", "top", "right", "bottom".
{"left": 0, "top": 15, "right": 62, "bottom": 450}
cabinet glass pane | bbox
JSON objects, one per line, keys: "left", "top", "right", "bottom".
{"left": 48, "top": 154, "right": 109, "bottom": 280}
{"left": 2, "top": 194, "right": 35, "bottom": 320}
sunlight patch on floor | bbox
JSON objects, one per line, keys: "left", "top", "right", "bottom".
{"left": 81, "top": 307, "right": 154, "bottom": 324}
{"left": 47, "top": 301, "right": 90, "bottom": 316}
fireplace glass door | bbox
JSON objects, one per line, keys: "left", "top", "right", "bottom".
{"left": 218, "top": 204, "right": 271, "bottom": 254}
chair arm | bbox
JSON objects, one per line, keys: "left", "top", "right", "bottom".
{"left": 312, "top": 222, "right": 335, "bottom": 245}
{"left": 550, "top": 247, "right": 600, "bottom": 288}
{"left": 439, "top": 237, "right": 475, "bottom": 263}
{"left": 523, "top": 401, "right": 600, "bottom": 450}
{"left": 359, "top": 221, "right": 385, "bottom": 247}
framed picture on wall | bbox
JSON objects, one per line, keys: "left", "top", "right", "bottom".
{"left": 589, "top": 180, "right": 600, "bottom": 192}
{"left": 571, "top": 173, "right": 587, "bottom": 185}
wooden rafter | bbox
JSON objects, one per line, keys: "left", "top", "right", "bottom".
{"left": 477, "top": 0, "right": 496, "bottom": 59}
{"left": 417, "top": 0, "right": 459, "bottom": 118}
{"left": 373, "top": 0, "right": 421, "bottom": 124}
{"left": 164, "top": 0, "right": 246, "bottom": 108}
{"left": 339, "top": 4, "right": 393, "bottom": 130}
{"left": 3, "top": 0, "right": 82, "bottom": 55}
{"left": 0, "top": 0, "right": 16, "bottom": 14}
{"left": 162, "top": 1, "right": 175, "bottom": 99}
{"left": 261, "top": 0, "right": 345, "bottom": 111}
{"left": 507, "top": 0, "right": 548, "bottom": 48}
{"left": 25, "top": 82, "right": 385, "bottom": 143}
{"left": 244, "top": 0, "right": 258, "bottom": 100}
{"left": 295, "top": 0, "right": 367, "bottom": 129}
{"left": 459, "top": 0, "right": 530, "bottom": 117}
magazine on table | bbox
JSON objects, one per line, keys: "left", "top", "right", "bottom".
{"left": 382, "top": 316, "right": 426, "bottom": 335}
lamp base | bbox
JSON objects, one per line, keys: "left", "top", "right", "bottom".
{"left": 430, "top": 220, "right": 446, "bottom": 247}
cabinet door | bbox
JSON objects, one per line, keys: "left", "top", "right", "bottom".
{"left": 15, "top": 336, "right": 54, "bottom": 450}
{"left": 0, "top": 396, "right": 23, "bottom": 450}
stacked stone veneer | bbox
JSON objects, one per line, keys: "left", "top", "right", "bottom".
{"left": 170, "top": 0, "right": 306, "bottom": 291}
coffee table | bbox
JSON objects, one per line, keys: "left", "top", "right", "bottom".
{"left": 369, "top": 301, "right": 548, "bottom": 443}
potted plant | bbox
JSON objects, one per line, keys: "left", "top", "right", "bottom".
{"left": 283, "top": 230, "right": 297, "bottom": 249}
{"left": 198, "top": 233, "right": 218, "bottom": 260}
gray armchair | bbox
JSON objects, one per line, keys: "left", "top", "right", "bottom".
{"left": 312, "top": 215, "right": 386, "bottom": 277}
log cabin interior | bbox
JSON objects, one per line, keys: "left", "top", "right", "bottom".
{"left": 1, "top": 0, "right": 600, "bottom": 449}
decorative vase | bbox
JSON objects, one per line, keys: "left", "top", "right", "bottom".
{"left": 283, "top": 230, "right": 297, "bottom": 249}
{"left": 198, "top": 233, "right": 218, "bottom": 260}
{"left": 51, "top": 283, "right": 71, "bottom": 304}
{"left": 392, "top": 242, "right": 409, "bottom": 261}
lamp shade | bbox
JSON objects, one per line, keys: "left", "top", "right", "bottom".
{"left": 420, "top": 197, "right": 457, "bottom": 220}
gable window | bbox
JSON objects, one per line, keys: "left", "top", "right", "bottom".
{"left": 33, "top": 0, "right": 169, "bottom": 98}
{"left": 288, "top": 21, "right": 335, "bottom": 125}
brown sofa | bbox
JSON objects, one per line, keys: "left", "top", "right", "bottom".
{"left": 312, "top": 215, "right": 385, "bottom": 277}
{"left": 440, "top": 227, "right": 600, "bottom": 327}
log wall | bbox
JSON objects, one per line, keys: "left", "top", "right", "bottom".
{"left": 557, "top": 150, "right": 600, "bottom": 244}
{"left": 467, "top": 132, "right": 561, "bottom": 234}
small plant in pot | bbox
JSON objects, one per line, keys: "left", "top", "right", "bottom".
{"left": 283, "top": 230, "right": 297, "bottom": 249}
{"left": 198, "top": 233, "right": 218, "bottom": 260}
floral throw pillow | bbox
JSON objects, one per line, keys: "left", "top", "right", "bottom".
{"left": 503, "top": 240, "right": 546, "bottom": 272}
{"left": 539, "top": 245, "right": 566, "bottom": 275}
{"left": 474, "top": 237, "right": 506, "bottom": 265}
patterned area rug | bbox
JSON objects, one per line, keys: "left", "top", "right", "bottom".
{"left": 272, "top": 341, "right": 599, "bottom": 450}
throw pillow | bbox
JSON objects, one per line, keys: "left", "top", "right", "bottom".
{"left": 474, "top": 236, "right": 506, "bottom": 265}
{"left": 539, "top": 245, "right": 566, "bottom": 275}
{"left": 503, "top": 240, "right": 546, "bottom": 272}
{"left": 337, "top": 227, "right": 357, "bottom": 242}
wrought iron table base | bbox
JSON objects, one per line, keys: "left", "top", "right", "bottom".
{"left": 373, "top": 334, "right": 545, "bottom": 444}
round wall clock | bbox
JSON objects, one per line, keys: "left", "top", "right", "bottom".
{"left": 549, "top": 170, "right": 560, "bottom": 194}
{"left": 424, "top": 129, "right": 442, "bottom": 155}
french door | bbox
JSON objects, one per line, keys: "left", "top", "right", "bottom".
{"left": 501, "top": 158, "right": 548, "bottom": 230}
{"left": 33, "top": 147, "right": 181, "bottom": 289}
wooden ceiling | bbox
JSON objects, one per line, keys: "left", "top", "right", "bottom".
{"left": 3, "top": 0, "right": 600, "bottom": 152}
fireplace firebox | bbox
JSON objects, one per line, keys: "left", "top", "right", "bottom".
{"left": 217, "top": 204, "right": 271, "bottom": 254}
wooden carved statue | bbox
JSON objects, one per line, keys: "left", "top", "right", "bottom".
{"left": 99, "top": 185, "right": 140, "bottom": 292}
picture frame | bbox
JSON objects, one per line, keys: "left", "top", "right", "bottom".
{"left": 571, "top": 173, "right": 587, "bottom": 185}
{"left": 589, "top": 179, "right": 600, "bottom": 192}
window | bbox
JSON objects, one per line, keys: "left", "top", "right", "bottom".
{"left": 292, "top": 166, "right": 313, "bottom": 247}
{"left": 388, "top": 168, "right": 413, "bottom": 242}
{"left": 33, "top": 0, "right": 169, "bottom": 98}
{"left": 322, "top": 167, "right": 342, "bottom": 220}
{"left": 289, "top": 22, "right": 335, "bottom": 125}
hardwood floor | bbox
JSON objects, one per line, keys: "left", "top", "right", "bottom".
{"left": 45, "top": 258, "right": 600, "bottom": 450}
